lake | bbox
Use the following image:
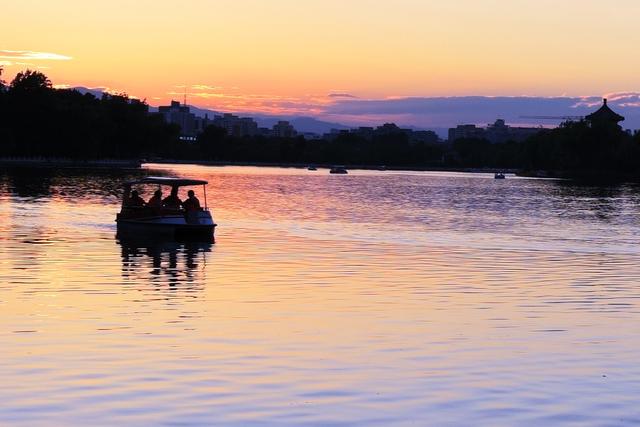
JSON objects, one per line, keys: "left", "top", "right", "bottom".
{"left": 1, "top": 164, "right": 639, "bottom": 426}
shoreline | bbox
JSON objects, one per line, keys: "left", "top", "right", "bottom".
{"left": 0, "top": 157, "right": 142, "bottom": 169}
{"left": 145, "top": 159, "right": 519, "bottom": 174}
{"left": 4, "top": 157, "right": 635, "bottom": 183}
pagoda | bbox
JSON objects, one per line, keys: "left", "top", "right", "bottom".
{"left": 585, "top": 98, "right": 625, "bottom": 127}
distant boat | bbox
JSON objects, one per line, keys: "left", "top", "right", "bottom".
{"left": 307, "top": 165, "right": 317, "bottom": 171}
{"left": 494, "top": 172, "right": 506, "bottom": 179}
{"left": 330, "top": 166, "right": 348, "bottom": 174}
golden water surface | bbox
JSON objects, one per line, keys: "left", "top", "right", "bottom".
{"left": 1, "top": 164, "right": 639, "bottom": 426}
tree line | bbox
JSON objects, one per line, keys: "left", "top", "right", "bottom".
{"left": 1, "top": 69, "right": 639, "bottom": 179}
{"left": 0, "top": 68, "right": 180, "bottom": 159}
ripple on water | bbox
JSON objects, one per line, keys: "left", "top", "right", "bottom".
{"left": 1, "top": 166, "right": 640, "bottom": 425}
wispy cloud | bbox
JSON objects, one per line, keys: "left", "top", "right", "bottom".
{"left": 192, "top": 84, "right": 223, "bottom": 91}
{"left": 0, "top": 50, "right": 72, "bottom": 61}
{"left": 328, "top": 92, "right": 358, "bottom": 99}
{"left": 165, "top": 89, "right": 331, "bottom": 116}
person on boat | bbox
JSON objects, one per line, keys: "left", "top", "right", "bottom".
{"left": 182, "top": 190, "right": 201, "bottom": 212}
{"left": 147, "top": 189, "right": 163, "bottom": 208}
{"left": 182, "top": 190, "right": 201, "bottom": 224}
{"left": 126, "top": 190, "right": 146, "bottom": 207}
{"left": 162, "top": 187, "right": 182, "bottom": 209}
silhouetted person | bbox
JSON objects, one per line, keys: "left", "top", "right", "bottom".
{"left": 127, "top": 190, "right": 145, "bottom": 207}
{"left": 147, "top": 189, "right": 163, "bottom": 208}
{"left": 162, "top": 187, "right": 182, "bottom": 209}
{"left": 182, "top": 190, "right": 201, "bottom": 224}
{"left": 182, "top": 190, "right": 201, "bottom": 212}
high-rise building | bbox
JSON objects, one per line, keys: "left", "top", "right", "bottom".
{"left": 449, "top": 120, "right": 541, "bottom": 143}
{"left": 448, "top": 124, "right": 485, "bottom": 142}
{"left": 158, "top": 100, "right": 198, "bottom": 140}
{"left": 212, "top": 113, "right": 259, "bottom": 137}
{"left": 272, "top": 121, "right": 297, "bottom": 138}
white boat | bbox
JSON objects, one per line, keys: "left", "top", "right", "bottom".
{"left": 116, "top": 177, "right": 216, "bottom": 241}
{"left": 494, "top": 172, "right": 506, "bottom": 179}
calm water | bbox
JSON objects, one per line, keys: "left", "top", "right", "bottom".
{"left": 1, "top": 164, "right": 640, "bottom": 426}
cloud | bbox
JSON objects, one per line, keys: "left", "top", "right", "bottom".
{"left": 327, "top": 92, "right": 358, "bottom": 99}
{"left": 0, "top": 50, "right": 72, "bottom": 61}
{"left": 165, "top": 89, "right": 331, "bottom": 116}
{"left": 191, "top": 84, "right": 223, "bottom": 91}
{"left": 604, "top": 92, "right": 640, "bottom": 101}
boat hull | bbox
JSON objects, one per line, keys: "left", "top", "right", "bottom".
{"left": 116, "top": 211, "right": 216, "bottom": 242}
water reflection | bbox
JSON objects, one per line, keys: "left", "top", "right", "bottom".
{"left": 0, "top": 167, "right": 168, "bottom": 201}
{"left": 4, "top": 168, "right": 55, "bottom": 197}
{"left": 117, "top": 234, "right": 212, "bottom": 288}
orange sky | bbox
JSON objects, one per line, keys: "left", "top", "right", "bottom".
{"left": 2, "top": 0, "right": 640, "bottom": 115}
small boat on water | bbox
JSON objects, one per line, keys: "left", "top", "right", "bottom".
{"left": 307, "top": 165, "right": 318, "bottom": 171}
{"left": 330, "top": 166, "right": 349, "bottom": 174}
{"left": 116, "top": 177, "right": 216, "bottom": 241}
{"left": 494, "top": 172, "right": 506, "bottom": 179}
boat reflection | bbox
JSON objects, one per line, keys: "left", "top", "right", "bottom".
{"left": 117, "top": 233, "right": 213, "bottom": 287}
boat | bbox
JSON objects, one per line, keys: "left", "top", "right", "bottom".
{"left": 494, "top": 172, "right": 506, "bottom": 179}
{"left": 329, "top": 166, "right": 349, "bottom": 174}
{"left": 307, "top": 165, "right": 318, "bottom": 171}
{"left": 116, "top": 177, "right": 216, "bottom": 241}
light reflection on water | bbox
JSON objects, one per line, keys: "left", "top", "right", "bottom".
{"left": 1, "top": 165, "right": 640, "bottom": 426}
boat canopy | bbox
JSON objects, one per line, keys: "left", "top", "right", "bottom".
{"left": 125, "top": 177, "right": 208, "bottom": 187}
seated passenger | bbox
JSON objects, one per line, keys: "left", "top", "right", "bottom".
{"left": 182, "top": 190, "right": 201, "bottom": 212}
{"left": 126, "top": 190, "right": 146, "bottom": 207}
{"left": 162, "top": 187, "right": 182, "bottom": 209}
{"left": 147, "top": 189, "right": 163, "bottom": 208}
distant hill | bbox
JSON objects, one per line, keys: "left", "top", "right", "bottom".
{"left": 251, "top": 115, "right": 349, "bottom": 134}
{"left": 69, "top": 86, "right": 110, "bottom": 99}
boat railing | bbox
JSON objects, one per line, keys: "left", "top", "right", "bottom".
{"left": 120, "top": 205, "right": 209, "bottom": 218}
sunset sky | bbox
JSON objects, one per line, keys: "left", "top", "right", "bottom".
{"left": 3, "top": 0, "right": 640, "bottom": 128}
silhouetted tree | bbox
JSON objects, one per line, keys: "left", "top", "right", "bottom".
{"left": 0, "top": 66, "right": 6, "bottom": 92}
{"left": 10, "top": 69, "right": 52, "bottom": 93}
{"left": 520, "top": 120, "right": 640, "bottom": 179}
{"left": 0, "top": 69, "right": 181, "bottom": 159}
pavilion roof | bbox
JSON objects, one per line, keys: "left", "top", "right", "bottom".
{"left": 585, "top": 99, "right": 625, "bottom": 123}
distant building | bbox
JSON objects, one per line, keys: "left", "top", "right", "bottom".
{"left": 272, "top": 121, "right": 297, "bottom": 138}
{"left": 323, "top": 123, "right": 440, "bottom": 143}
{"left": 485, "top": 119, "right": 541, "bottom": 143}
{"left": 158, "top": 100, "right": 198, "bottom": 140}
{"left": 410, "top": 130, "right": 440, "bottom": 144}
{"left": 352, "top": 127, "right": 375, "bottom": 140}
{"left": 212, "top": 113, "right": 258, "bottom": 137}
{"left": 448, "top": 124, "right": 485, "bottom": 142}
{"left": 300, "top": 132, "right": 323, "bottom": 140}
{"left": 258, "top": 127, "right": 273, "bottom": 137}
{"left": 449, "top": 119, "right": 541, "bottom": 143}
{"left": 585, "top": 98, "right": 625, "bottom": 129}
